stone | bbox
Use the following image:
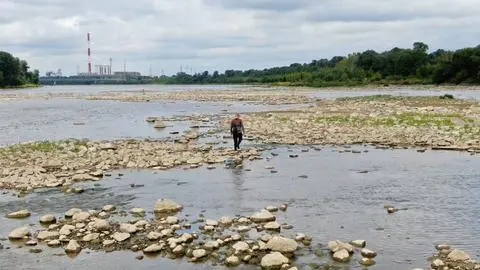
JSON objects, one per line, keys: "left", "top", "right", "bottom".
{"left": 447, "top": 249, "right": 471, "bottom": 261}
{"left": 154, "top": 199, "right": 183, "bottom": 213}
{"left": 359, "top": 258, "right": 376, "bottom": 266}
{"left": 173, "top": 245, "right": 185, "bottom": 256}
{"left": 431, "top": 259, "right": 445, "bottom": 269}
{"left": 225, "top": 256, "right": 241, "bottom": 267}
{"left": 7, "top": 210, "right": 31, "bottom": 219}
{"left": 65, "top": 240, "right": 81, "bottom": 253}
{"left": 361, "top": 248, "right": 377, "bottom": 258}
{"left": 103, "top": 205, "right": 116, "bottom": 212}
{"left": 264, "top": 222, "right": 281, "bottom": 231}
{"left": 100, "top": 143, "right": 117, "bottom": 150}
{"left": 328, "top": 240, "right": 354, "bottom": 253}
{"left": 387, "top": 207, "right": 397, "bottom": 214}
{"left": 82, "top": 233, "right": 99, "bottom": 242}
{"left": 265, "top": 206, "right": 278, "bottom": 212}
{"left": 295, "top": 233, "right": 305, "bottom": 242}
{"left": 143, "top": 244, "right": 163, "bottom": 254}
{"left": 26, "top": 240, "right": 38, "bottom": 246}
{"left": 279, "top": 204, "right": 288, "bottom": 211}
{"left": 266, "top": 237, "right": 297, "bottom": 253}
{"left": 47, "top": 240, "right": 61, "bottom": 247}
{"left": 205, "top": 219, "right": 219, "bottom": 226}
{"left": 251, "top": 210, "right": 276, "bottom": 223}
{"left": 435, "top": 244, "right": 451, "bottom": 251}
{"left": 75, "top": 223, "right": 85, "bottom": 229}
{"left": 103, "top": 239, "right": 115, "bottom": 246}
{"left": 261, "top": 234, "right": 273, "bottom": 242}
{"left": 204, "top": 241, "right": 220, "bottom": 250}
{"left": 233, "top": 241, "right": 250, "bottom": 252}
{"left": 59, "top": 225, "right": 75, "bottom": 236}
{"left": 8, "top": 227, "right": 30, "bottom": 240}
{"left": 193, "top": 249, "right": 207, "bottom": 259}
{"left": 29, "top": 248, "right": 43, "bottom": 253}
{"left": 135, "top": 220, "right": 148, "bottom": 227}
{"left": 237, "top": 226, "right": 251, "bottom": 233}
{"left": 351, "top": 240, "right": 366, "bottom": 248}
{"left": 112, "top": 232, "right": 130, "bottom": 242}
{"left": 40, "top": 214, "right": 56, "bottom": 224}
{"left": 166, "top": 216, "right": 179, "bottom": 224}
{"left": 153, "top": 120, "right": 166, "bottom": 129}
{"left": 72, "top": 212, "right": 90, "bottom": 223}
{"left": 238, "top": 217, "right": 251, "bottom": 224}
{"left": 93, "top": 219, "right": 110, "bottom": 231}
{"left": 219, "top": 216, "right": 233, "bottom": 226}
{"left": 37, "top": 231, "right": 60, "bottom": 241}
{"left": 147, "top": 232, "right": 162, "bottom": 241}
{"left": 261, "top": 252, "right": 289, "bottom": 269}
{"left": 119, "top": 223, "right": 137, "bottom": 234}
{"left": 130, "top": 208, "right": 145, "bottom": 216}
{"left": 332, "top": 249, "right": 350, "bottom": 263}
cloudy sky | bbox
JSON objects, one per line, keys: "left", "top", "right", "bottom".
{"left": 1, "top": 0, "right": 479, "bottom": 76}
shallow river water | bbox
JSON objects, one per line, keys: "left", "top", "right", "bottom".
{"left": 0, "top": 85, "right": 479, "bottom": 270}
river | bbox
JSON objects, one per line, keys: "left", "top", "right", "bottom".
{"left": 0, "top": 85, "right": 479, "bottom": 270}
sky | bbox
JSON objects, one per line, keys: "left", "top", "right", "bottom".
{"left": 1, "top": 0, "right": 480, "bottom": 76}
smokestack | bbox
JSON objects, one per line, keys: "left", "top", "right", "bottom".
{"left": 109, "top": 57, "right": 112, "bottom": 75}
{"left": 87, "top": 33, "right": 92, "bottom": 75}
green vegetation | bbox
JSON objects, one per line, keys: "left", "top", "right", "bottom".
{"left": 0, "top": 141, "right": 59, "bottom": 154}
{"left": 0, "top": 51, "right": 39, "bottom": 88}
{"left": 153, "top": 42, "right": 480, "bottom": 87}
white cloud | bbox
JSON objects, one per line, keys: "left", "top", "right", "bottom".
{"left": 0, "top": 0, "right": 479, "bottom": 76}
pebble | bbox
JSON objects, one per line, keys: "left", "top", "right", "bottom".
{"left": 39, "top": 214, "right": 57, "bottom": 224}
{"left": 193, "top": 249, "right": 207, "bottom": 259}
{"left": 351, "top": 240, "right": 366, "bottom": 248}
{"left": 359, "top": 258, "right": 376, "bottom": 266}
{"left": 250, "top": 210, "right": 276, "bottom": 223}
{"left": 225, "top": 256, "right": 241, "bottom": 267}
{"left": 261, "top": 252, "right": 289, "bottom": 269}
{"left": 332, "top": 249, "right": 350, "bottom": 262}
{"left": 143, "top": 244, "right": 164, "bottom": 254}
{"left": 29, "top": 248, "right": 43, "bottom": 253}
{"left": 65, "top": 240, "right": 81, "bottom": 254}
{"left": 7, "top": 210, "right": 31, "bottom": 219}
{"left": 361, "top": 248, "right": 377, "bottom": 258}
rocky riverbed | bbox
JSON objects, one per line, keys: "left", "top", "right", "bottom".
{"left": 239, "top": 96, "right": 480, "bottom": 150}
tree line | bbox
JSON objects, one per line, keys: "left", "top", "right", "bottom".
{"left": 0, "top": 51, "right": 39, "bottom": 88}
{"left": 153, "top": 42, "right": 480, "bottom": 87}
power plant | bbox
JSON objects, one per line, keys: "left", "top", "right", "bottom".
{"left": 40, "top": 33, "right": 152, "bottom": 85}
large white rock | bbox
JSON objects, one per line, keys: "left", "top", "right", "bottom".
{"left": 332, "top": 249, "right": 350, "bottom": 262}
{"left": 447, "top": 249, "right": 471, "bottom": 261}
{"left": 65, "top": 208, "right": 82, "bottom": 218}
{"left": 147, "top": 231, "right": 162, "bottom": 240}
{"left": 143, "top": 244, "right": 164, "bottom": 253}
{"left": 8, "top": 227, "right": 30, "bottom": 240}
{"left": 154, "top": 199, "right": 183, "bottom": 213}
{"left": 130, "top": 208, "right": 145, "bottom": 216}
{"left": 111, "top": 232, "right": 130, "bottom": 242}
{"left": 103, "top": 205, "right": 116, "bottom": 212}
{"left": 264, "top": 221, "right": 281, "bottom": 231}
{"left": 233, "top": 241, "right": 250, "bottom": 252}
{"left": 59, "top": 225, "right": 75, "bottom": 236}
{"left": 266, "top": 237, "right": 297, "bottom": 253}
{"left": 361, "top": 248, "right": 377, "bottom": 258}
{"left": 93, "top": 219, "right": 110, "bottom": 231}
{"left": 119, "top": 223, "right": 137, "bottom": 234}
{"left": 219, "top": 216, "right": 233, "bottom": 226}
{"left": 82, "top": 233, "right": 99, "bottom": 242}
{"left": 7, "top": 210, "right": 31, "bottom": 219}
{"left": 166, "top": 216, "right": 179, "bottom": 224}
{"left": 261, "top": 252, "right": 289, "bottom": 269}
{"left": 350, "top": 240, "right": 366, "bottom": 248}
{"left": 193, "top": 249, "right": 207, "bottom": 259}
{"left": 40, "top": 214, "right": 56, "bottom": 224}
{"left": 205, "top": 219, "right": 218, "bottom": 227}
{"left": 328, "top": 240, "right": 354, "bottom": 253}
{"left": 37, "top": 231, "right": 60, "bottom": 241}
{"left": 65, "top": 240, "right": 81, "bottom": 253}
{"left": 72, "top": 212, "right": 90, "bottom": 223}
{"left": 225, "top": 256, "right": 241, "bottom": 267}
{"left": 250, "top": 210, "right": 276, "bottom": 223}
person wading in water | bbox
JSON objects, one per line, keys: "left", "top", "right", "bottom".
{"left": 230, "top": 113, "right": 245, "bottom": 151}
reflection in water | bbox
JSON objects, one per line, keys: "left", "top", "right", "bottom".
{"left": 230, "top": 167, "right": 245, "bottom": 213}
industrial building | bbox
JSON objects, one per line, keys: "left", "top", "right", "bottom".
{"left": 40, "top": 33, "right": 151, "bottom": 85}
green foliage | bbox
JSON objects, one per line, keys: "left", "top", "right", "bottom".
{"left": 0, "top": 141, "right": 59, "bottom": 154}
{"left": 0, "top": 51, "right": 39, "bottom": 88}
{"left": 152, "top": 42, "right": 480, "bottom": 87}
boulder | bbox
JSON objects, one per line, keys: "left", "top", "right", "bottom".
{"left": 361, "top": 248, "right": 377, "bottom": 258}
{"left": 40, "top": 214, "right": 56, "bottom": 224}
{"left": 37, "top": 231, "right": 60, "bottom": 241}
{"left": 204, "top": 241, "right": 220, "bottom": 250}
{"left": 219, "top": 216, "right": 233, "bottom": 226}
{"left": 82, "top": 233, "right": 99, "bottom": 242}
{"left": 233, "top": 241, "right": 250, "bottom": 252}
{"left": 359, "top": 258, "right": 376, "bottom": 266}
{"left": 65, "top": 240, "right": 81, "bottom": 254}
{"left": 251, "top": 210, "right": 276, "bottom": 223}
{"left": 7, "top": 210, "right": 31, "bottom": 219}
{"left": 166, "top": 216, "right": 179, "bottom": 225}
{"left": 154, "top": 199, "right": 183, "bottom": 213}
{"left": 266, "top": 237, "right": 297, "bottom": 253}
{"left": 130, "top": 208, "right": 145, "bottom": 216}
{"left": 103, "top": 239, "right": 115, "bottom": 247}
{"left": 59, "top": 225, "right": 75, "bottom": 236}
{"left": 264, "top": 221, "right": 281, "bottom": 231}
{"left": 72, "top": 212, "right": 90, "bottom": 223}
{"left": 103, "top": 205, "right": 116, "bottom": 212}
{"left": 350, "top": 240, "right": 366, "bottom": 248}
{"left": 431, "top": 259, "right": 445, "bottom": 269}
{"left": 147, "top": 232, "right": 162, "bottom": 241}
{"left": 93, "top": 219, "right": 110, "bottom": 231}
{"left": 65, "top": 208, "right": 83, "bottom": 218}
{"left": 47, "top": 240, "right": 61, "bottom": 247}
{"left": 173, "top": 245, "right": 185, "bottom": 256}
{"left": 261, "top": 252, "right": 289, "bottom": 269}
{"left": 8, "top": 227, "right": 30, "bottom": 240}
{"left": 205, "top": 219, "right": 218, "bottom": 227}
{"left": 332, "top": 249, "right": 350, "bottom": 263}
{"left": 447, "top": 249, "right": 471, "bottom": 261}
{"left": 225, "top": 256, "right": 241, "bottom": 267}
{"left": 143, "top": 244, "right": 164, "bottom": 254}
{"left": 328, "top": 240, "right": 354, "bottom": 253}
{"left": 111, "top": 232, "right": 130, "bottom": 242}
{"left": 119, "top": 223, "right": 137, "bottom": 234}
{"left": 265, "top": 206, "right": 278, "bottom": 212}
{"left": 192, "top": 249, "right": 207, "bottom": 259}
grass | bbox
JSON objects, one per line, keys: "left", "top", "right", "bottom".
{"left": 0, "top": 141, "right": 60, "bottom": 154}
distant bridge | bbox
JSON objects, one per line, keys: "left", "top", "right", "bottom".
{"left": 39, "top": 75, "right": 153, "bottom": 85}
